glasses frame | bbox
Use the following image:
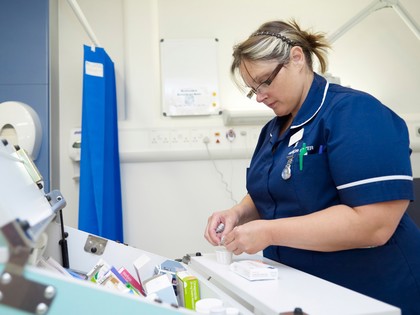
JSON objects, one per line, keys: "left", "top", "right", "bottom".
{"left": 246, "top": 63, "right": 283, "bottom": 99}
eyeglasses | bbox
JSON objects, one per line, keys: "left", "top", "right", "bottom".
{"left": 246, "top": 63, "right": 283, "bottom": 99}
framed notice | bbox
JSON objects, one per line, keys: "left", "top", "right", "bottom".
{"left": 160, "top": 38, "right": 220, "bottom": 116}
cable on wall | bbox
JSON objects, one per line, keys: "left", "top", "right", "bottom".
{"left": 203, "top": 136, "right": 238, "bottom": 205}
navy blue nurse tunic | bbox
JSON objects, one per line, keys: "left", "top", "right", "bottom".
{"left": 246, "top": 73, "right": 420, "bottom": 314}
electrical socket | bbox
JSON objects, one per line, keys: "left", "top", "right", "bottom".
{"left": 150, "top": 130, "right": 170, "bottom": 146}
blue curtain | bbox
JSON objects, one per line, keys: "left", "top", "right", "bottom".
{"left": 78, "top": 45, "right": 123, "bottom": 242}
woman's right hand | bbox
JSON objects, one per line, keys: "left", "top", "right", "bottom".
{"left": 204, "top": 208, "right": 239, "bottom": 246}
{"left": 204, "top": 194, "right": 259, "bottom": 246}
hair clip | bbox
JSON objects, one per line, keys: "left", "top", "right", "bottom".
{"left": 252, "top": 31, "right": 295, "bottom": 46}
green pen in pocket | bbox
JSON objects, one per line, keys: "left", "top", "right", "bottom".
{"left": 299, "top": 142, "right": 307, "bottom": 171}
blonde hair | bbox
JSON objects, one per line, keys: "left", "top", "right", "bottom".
{"left": 231, "top": 19, "right": 331, "bottom": 88}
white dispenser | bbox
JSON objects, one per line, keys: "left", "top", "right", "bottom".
{"left": 0, "top": 101, "right": 42, "bottom": 160}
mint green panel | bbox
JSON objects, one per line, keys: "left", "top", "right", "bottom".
{"left": 0, "top": 263, "right": 189, "bottom": 315}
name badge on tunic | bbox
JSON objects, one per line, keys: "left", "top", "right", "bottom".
{"left": 288, "top": 128, "right": 304, "bottom": 147}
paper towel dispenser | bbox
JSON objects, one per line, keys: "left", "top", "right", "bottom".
{"left": 0, "top": 101, "right": 42, "bottom": 160}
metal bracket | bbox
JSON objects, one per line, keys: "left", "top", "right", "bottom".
{"left": 0, "top": 272, "right": 56, "bottom": 314}
{"left": 84, "top": 234, "right": 107, "bottom": 255}
{"left": 329, "top": 0, "right": 420, "bottom": 43}
{"left": 0, "top": 221, "right": 56, "bottom": 314}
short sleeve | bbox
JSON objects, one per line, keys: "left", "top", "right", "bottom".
{"left": 325, "top": 92, "right": 413, "bottom": 206}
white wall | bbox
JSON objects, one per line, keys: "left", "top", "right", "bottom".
{"left": 58, "top": 0, "right": 420, "bottom": 259}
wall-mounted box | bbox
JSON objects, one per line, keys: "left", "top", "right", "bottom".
{"left": 222, "top": 108, "right": 274, "bottom": 126}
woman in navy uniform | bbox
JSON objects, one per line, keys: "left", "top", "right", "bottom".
{"left": 205, "top": 20, "right": 420, "bottom": 314}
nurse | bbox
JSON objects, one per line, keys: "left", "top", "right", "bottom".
{"left": 204, "top": 19, "right": 420, "bottom": 314}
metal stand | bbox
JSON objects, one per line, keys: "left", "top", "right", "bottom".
{"left": 0, "top": 141, "right": 67, "bottom": 314}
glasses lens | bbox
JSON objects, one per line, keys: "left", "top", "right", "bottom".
{"left": 246, "top": 64, "right": 283, "bottom": 99}
{"left": 256, "top": 82, "right": 269, "bottom": 94}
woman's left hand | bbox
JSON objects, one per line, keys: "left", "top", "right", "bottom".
{"left": 223, "top": 220, "right": 271, "bottom": 255}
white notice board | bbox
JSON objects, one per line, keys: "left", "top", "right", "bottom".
{"left": 160, "top": 38, "right": 220, "bottom": 116}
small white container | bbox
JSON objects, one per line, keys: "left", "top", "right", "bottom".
{"left": 215, "top": 247, "right": 232, "bottom": 265}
